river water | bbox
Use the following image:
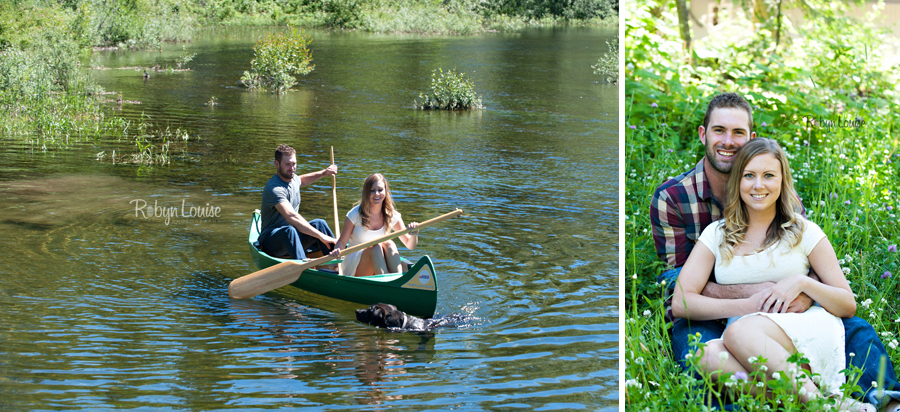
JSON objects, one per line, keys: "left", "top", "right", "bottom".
{"left": 0, "top": 27, "right": 618, "bottom": 410}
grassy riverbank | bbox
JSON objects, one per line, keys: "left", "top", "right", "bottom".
{"left": 625, "top": 0, "right": 900, "bottom": 410}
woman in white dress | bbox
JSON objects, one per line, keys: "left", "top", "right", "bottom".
{"left": 329, "top": 173, "right": 419, "bottom": 277}
{"left": 672, "top": 138, "right": 873, "bottom": 411}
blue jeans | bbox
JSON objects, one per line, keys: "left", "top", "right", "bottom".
{"left": 663, "top": 268, "right": 728, "bottom": 374}
{"left": 258, "top": 219, "right": 334, "bottom": 260}
{"left": 844, "top": 316, "right": 900, "bottom": 408}
{"left": 661, "top": 267, "right": 900, "bottom": 408}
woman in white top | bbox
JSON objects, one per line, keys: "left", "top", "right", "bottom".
{"left": 672, "top": 138, "right": 871, "bottom": 411}
{"left": 329, "top": 173, "right": 419, "bottom": 277}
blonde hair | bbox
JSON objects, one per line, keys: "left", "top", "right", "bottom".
{"left": 720, "top": 138, "right": 804, "bottom": 261}
{"left": 357, "top": 173, "right": 396, "bottom": 233}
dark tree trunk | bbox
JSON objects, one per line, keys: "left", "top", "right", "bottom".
{"left": 675, "top": 0, "right": 692, "bottom": 65}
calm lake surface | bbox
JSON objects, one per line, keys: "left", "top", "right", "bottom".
{"left": 0, "top": 27, "right": 618, "bottom": 410}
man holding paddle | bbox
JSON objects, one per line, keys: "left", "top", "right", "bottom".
{"left": 258, "top": 144, "right": 338, "bottom": 261}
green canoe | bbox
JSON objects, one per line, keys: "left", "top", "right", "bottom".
{"left": 247, "top": 211, "right": 438, "bottom": 318}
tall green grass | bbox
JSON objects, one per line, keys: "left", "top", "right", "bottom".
{"left": 0, "top": 1, "right": 194, "bottom": 154}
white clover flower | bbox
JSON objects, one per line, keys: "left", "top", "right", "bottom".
{"left": 749, "top": 356, "right": 758, "bottom": 363}
{"left": 862, "top": 298, "right": 873, "bottom": 308}
{"left": 889, "top": 340, "right": 898, "bottom": 350}
{"left": 799, "top": 387, "right": 807, "bottom": 396}
{"left": 772, "top": 372, "right": 781, "bottom": 380}
{"left": 642, "top": 310, "right": 652, "bottom": 318}
{"left": 635, "top": 357, "right": 645, "bottom": 365}
{"left": 881, "top": 332, "right": 892, "bottom": 337}
{"left": 843, "top": 267, "right": 852, "bottom": 275}
{"left": 756, "top": 381, "right": 765, "bottom": 388}
{"left": 850, "top": 352, "right": 856, "bottom": 357}
{"left": 626, "top": 379, "right": 642, "bottom": 389}
{"left": 872, "top": 381, "right": 878, "bottom": 388}
{"left": 718, "top": 351, "right": 730, "bottom": 362}
{"left": 685, "top": 353, "right": 694, "bottom": 360}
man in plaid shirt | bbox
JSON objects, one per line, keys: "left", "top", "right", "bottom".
{"left": 650, "top": 92, "right": 899, "bottom": 409}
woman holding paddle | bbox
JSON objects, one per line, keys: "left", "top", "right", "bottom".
{"left": 330, "top": 173, "right": 419, "bottom": 277}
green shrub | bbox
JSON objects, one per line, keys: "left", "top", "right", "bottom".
{"left": 175, "top": 46, "right": 197, "bottom": 69}
{"left": 358, "top": 0, "right": 482, "bottom": 34}
{"left": 322, "top": 0, "right": 364, "bottom": 28}
{"left": 415, "top": 68, "right": 483, "bottom": 110}
{"left": 240, "top": 27, "right": 314, "bottom": 92}
{"left": 593, "top": 34, "right": 617, "bottom": 82}
{"left": 476, "top": 0, "right": 616, "bottom": 20}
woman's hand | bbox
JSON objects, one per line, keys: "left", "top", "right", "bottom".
{"left": 329, "top": 247, "right": 342, "bottom": 257}
{"left": 408, "top": 221, "right": 419, "bottom": 235}
{"left": 756, "top": 274, "right": 809, "bottom": 314}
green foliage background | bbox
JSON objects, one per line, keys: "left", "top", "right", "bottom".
{"left": 625, "top": 0, "right": 900, "bottom": 410}
{"left": 197, "top": 0, "right": 618, "bottom": 31}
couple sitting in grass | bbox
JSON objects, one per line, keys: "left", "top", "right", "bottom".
{"left": 258, "top": 144, "right": 419, "bottom": 277}
{"left": 651, "top": 93, "right": 900, "bottom": 411}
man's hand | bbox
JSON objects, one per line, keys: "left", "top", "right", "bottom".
{"left": 757, "top": 274, "right": 809, "bottom": 314}
{"left": 319, "top": 233, "right": 337, "bottom": 247}
{"left": 298, "top": 164, "right": 338, "bottom": 187}
{"left": 783, "top": 292, "right": 813, "bottom": 314}
{"left": 702, "top": 281, "right": 775, "bottom": 299}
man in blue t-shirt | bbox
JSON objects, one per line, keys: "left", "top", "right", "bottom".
{"left": 259, "top": 144, "right": 337, "bottom": 260}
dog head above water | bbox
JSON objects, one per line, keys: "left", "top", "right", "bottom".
{"left": 356, "top": 303, "right": 426, "bottom": 331}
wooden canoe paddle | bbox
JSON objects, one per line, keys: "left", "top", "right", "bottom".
{"left": 228, "top": 208, "right": 463, "bottom": 299}
{"left": 330, "top": 146, "right": 342, "bottom": 275}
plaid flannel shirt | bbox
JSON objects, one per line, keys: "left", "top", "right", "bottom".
{"left": 650, "top": 159, "right": 723, "bottom": 271}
